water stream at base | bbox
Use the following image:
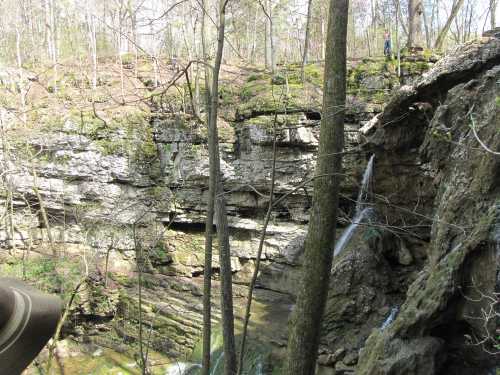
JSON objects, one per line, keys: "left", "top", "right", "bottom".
{"left": 166, "top": 362, "right": 201, "bottom": 375}
{"left": 165, "top": 350, "right": 265, "bottom": 375}
{"left": 255, "top": 357, "right": 263, "bottom": 375}
{"left": 334, "top": 155, "right": 375, "bottom": 256}
{"left": 210, "top": 351, "right": 224, "bottom": 375}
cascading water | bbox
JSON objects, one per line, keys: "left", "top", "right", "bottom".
{"left": 334, "top": 207, "right": 374, "bottom": 256}
{"left": 355, "top": 154, "right": 375, "bottom": 214}
{"left": 334, "top": 155, "right": 375, "bottom": 256}
{"left": 381, "top": 306, "right": 399, "bottom": 330}
{"left": 255, "top": 356, "right": 263, "bottom": 375}
{"left": 166, "top": 362, "right": 201, "bottom": 375}
{"left": 210, "top": 352, "right": 224, "bottom": 375}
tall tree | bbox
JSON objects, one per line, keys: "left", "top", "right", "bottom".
{"left": 259, "top": 0, "right": 276, "bottom": 73}
{"left": 204, "top": 1, "right": 238, "bottom": 374}
{"left": 301, "top": 0, "right": 313, "bottom": 82}
{"left": 491, "top": 0, "right": 497, "bottom": 29}
{"left": 85, "top": 2, "right": 98, "bottom": 89}
{"left": 201, "top": 0, "right": 214, "bottom": 371}
{"left": 434, "top": 0, "right": 465, "bottom": 49}
{"left": 285, "top": 0, "right": 348, "bottom": 373}
{"left": 408, "top": 0, "right": 423, "bottom": 47}
{"left": 393, "top": 0, "right": 408, "bottom": 36}
{"left": 422, "top": 2, "right": 432, "bottom": 48}
{"left": 44, "top": 0, "right": 58, "bottom": 90}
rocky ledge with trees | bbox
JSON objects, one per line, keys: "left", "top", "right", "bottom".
{"left": 0, "top": 1, "right": 498, "bottom": 375}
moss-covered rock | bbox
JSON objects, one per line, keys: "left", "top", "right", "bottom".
{"left": 357, "top": 38, "right": 500, "bottom": 375}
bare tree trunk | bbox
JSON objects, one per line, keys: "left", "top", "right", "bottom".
{"left": 237, "top": 112, "right": 278, "bottom": 375}
{"left": 118, "top": 0, "right": 125, "bottom": 103}
{"left": 209, "top": 2, "right": 237, "bottom": 373}
{"left": 408, "top": 0, "right": 423, "bottom": 48}
{"left": 31, "top": 163, "right": 55, "bottom": 254}
{"left": 393, "top": 0, "right": 408, "bottom": 36}
{"left": 44, "top": 0, "right": 58, "bottom": 91}
{"left": 45, "top": 278, "right": 86, "bottom": 375}
{"left": 422, "top": 2, "right": 432, "bottom": 48}
{"left": 86, "top": 4, "right": 98, "bottom": 89}
{"left": 285, "top": 0, "right": 348, "bottom": 373}
{"left": 396, "top": 2, "right": 401, "bottom": 77}
{"left": 301, "top": 0, "right": 314, "bottom": 81}
{"left": 371, "top": 0, "right": 377, "bottom": 54}
{"left": 264, "top": 20, "right": 270, "bottom": 69}
{"left": 268, "top": 0, "right": 276, "bottom": 73}
{"left": 201, "top": 0, "right": 213, "bottom": 373}
{"left": 250, "top": 8, "right": 258, "bottom": 63}
{"left": 133, "top": 224, "right": 148, "bottom": 375}
{"left": 435, "top": 0, "right": 465, "bottom": 49}
{"left": 491, "top": 0, "right": 497, "bottom": 29}
{"left": 366, "top": 29, "right": 372, "bottom": 57}
{"left": 430, "top": 0, "right": 438, "bottom": 41}
{"left": 260, "top": 0, "right": 276, "bottom": 73}
{"left": 15, "top": 26, "right": 28, "bottom": 125}
{"left": 320, "top": 16, "right": 326, "bottom": 60}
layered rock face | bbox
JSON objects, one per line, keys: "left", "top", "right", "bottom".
{"left": 0, "top": 60, "right": 395, "bottom": 360}
{"left": 1, "top": 38, "right": 497, "bottom": 375}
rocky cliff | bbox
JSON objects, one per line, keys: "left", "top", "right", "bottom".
{"left": 0, "top": 58, "right": 397, "bottom": 368}
{"left": 354, "top": 37, "right": 500, "bottom": 375}
{"left": 0, "top": 38, "right": 497, "bottom": 375}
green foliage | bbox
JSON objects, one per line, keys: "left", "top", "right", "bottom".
{"left": 363, "top": 226, "right": 382, "bottom": 242}
{"left": 400, "top": 60, "right": 430, "bottom": 75}
{"left": 95, "top": 139, "right": 123, "bottom": 155}
{"left": 190, "top": 327, "right": 272, "bottom": 375}
{"left": 271, "top": 74, "right": 286, "bottom": 85}
{"left": 219, "top": 85, "right": 238, "bottom": 106}
{"left": 238, "top": 71, "right": 320, "bottom": 118}
{"left": 430, "top": 127, "right": 452, "bottom": 142}
{"left": 247, "top": 72, "right": 271, "bottom": 82}
{"left": 121, "top": 53, "right": 136, "bottom": 65}
{"left": 302, "top": 64, "right": 323, "bottom": 86}
{"left": 0, "top": 256, "right": 83, "bottom": 300}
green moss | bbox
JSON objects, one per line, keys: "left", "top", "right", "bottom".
{"left": 238, "top": 76, "right": 319, "bottom": 118}
{"left": 271, "top": 74, "right": 286, "bottom": 85}
{"left": 25, "top": 342, "right": 172, "bottom": 375}
{"left": 219, "top": 85, "right": 238, "bottom": 106}
{"left": 247, "top": 72, "right": 271, "bottom": 82}
{"left": 74, "top": 108, "right": 157, "bottom": 161}
{"left": 67, "top": 109, "right": 106, "bottom": 136}
{"left": 95, "top": 139, "right": 123, "bottom": 155}
{"left": 121, "top": 53, "right": 136, "bottom": 65}
{"left": 190, "top": 326, "right": 273, "bottom": 375}
{"left": 303, "top": 64, "right": 323, "bottom": 86}
{"left": 400, "top": 60, "right": 430, "bottom": 75}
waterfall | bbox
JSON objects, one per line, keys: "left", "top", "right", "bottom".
{"left": 255, "top": 356, "right": 263, "bottom": 375}
{"left": 334, "top": 155, "right": 375, "bottom": 256}
{"left": 166, "top": 362, "right": 201, "bottom": 375}
{"left": 334, "top": 207, "right": 375, "bottom": 256}
{"left": 355, "top": 154, "right": 375, "bottom": 215}
{"left": 381, "top": 306, "right": 399, "bottom": 330}
{"left": 211, "top": 352, "right": 224, "bottom": 375}
{"left": 163, "top": 351, "right": 224, "bottom": 375}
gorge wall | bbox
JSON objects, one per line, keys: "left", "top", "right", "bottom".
{"left": 0, "top": 38, "right": 498, "bottom": 375}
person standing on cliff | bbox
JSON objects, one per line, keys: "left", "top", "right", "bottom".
{"left": 384, "top": 30, "right": 392, "bottom": 57}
